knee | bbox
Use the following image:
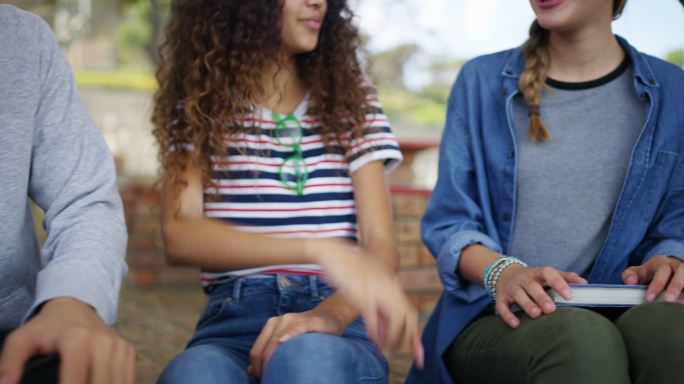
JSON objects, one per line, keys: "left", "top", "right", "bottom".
{"left": 543, "top": 308, "right": 627, "bottom": 359}
{"left": 158, "top": 345, "right": 247, "bottom": 384}
{"left": 266, "top": 333, "right": 350, "bottom": 372}
{"left": 616, "top": 302, "right": 684, "bottom": 349}
{"left": 263, "top": 333, "right": 385, "bottom": 383}
{"left": 523, "top": 308, "right": 629, "bottom": 383}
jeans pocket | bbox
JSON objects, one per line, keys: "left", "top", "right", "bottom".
{"left": 196, "top": 293, "right": 234, "bottom": 329}
{"left": 197, "top": 299, "right": 227, "bottom": 328}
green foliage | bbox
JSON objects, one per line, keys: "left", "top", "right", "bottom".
{"left": 666, "top": 48, "right": 684, "bottom": 68}
{"left": 116, "top": 1, "right": 152, "bottom": 67}
{"left": 371, "top": 43, "right": 420, "bottom": 85}
{"left": 75, "top": 69, "right": 156, "bottom": 91}
{"left": 114, "top": 0, "right": 171, "bottom": 68}
{"left": 379, "top": 86, "right": 446, "bottom": 131}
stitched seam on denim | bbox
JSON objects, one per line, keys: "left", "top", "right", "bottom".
{"left": 232, "top": 278, "right": 243, "bottom": 302}
{"left": 356, "top": 365, "right": 388, "bottom": 382}
{"left": 309, "top": 275, "right": 319, "bottom": 300}
{"left": 196, "top": 299, "right": 229, "bottom": 328}
{"left": 357, "top": 375, "right": 387, "bottom": 383}
{"left": 352, "top": 340, "right": 388, "bottom": 382}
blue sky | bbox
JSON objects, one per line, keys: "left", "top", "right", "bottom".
{"left": 354, "top": 0, "right": 684, "bottom": 59}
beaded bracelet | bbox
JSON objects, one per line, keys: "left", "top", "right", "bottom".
{"left": 483, "top": 256, "right": 527, "bottom": 300}
{"left": 482, "top": 257, "right": 507, "bottom": 288}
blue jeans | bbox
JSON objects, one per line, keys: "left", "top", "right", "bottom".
{"left": 158, "top": 274, "right": 388, "bottom": 384}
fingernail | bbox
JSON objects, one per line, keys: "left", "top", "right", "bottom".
{"left": 530, "top": 307, "right": 541, "bottom": 318}
{"left": 646, "top": 293, "right": 657, "bottom": 302}
{"left": 562, "top": 289, "right": 572, "bottom": 299}
{"left": 543, "top": 302, "right": 554, "bottom": 313}
{"left": 664, "top": 293, "right": 676, "bottom": 302}
{"left": 279, "top": 334, "right": 292, "bottom": 343}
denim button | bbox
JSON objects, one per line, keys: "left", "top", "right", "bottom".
{"left": 507, "top": 149, "right": 514, "bottom": 160}
{"left": 502, "top": 213, "right": 511, "bottom": 222}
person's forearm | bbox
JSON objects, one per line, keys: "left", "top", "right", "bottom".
{"left": 313, "top": 292, "right": 360, "bottom": 330}
{"left": 315, "top": 237, "right": 399, "bottom": 328}
{"left": 458, "top": 244, "right": 501, "bottom": 286}
{"left": 362, "top": 236, "right": 400, "bottom": 272}
{"left": 162, "top": 217, "right": 319, "bottom": 270}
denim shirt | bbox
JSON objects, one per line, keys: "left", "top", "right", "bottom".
{"left": 407, "top": 37, "right": 684, "bottom": 383}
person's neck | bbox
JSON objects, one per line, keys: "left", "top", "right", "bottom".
{"left": 546, "top": 24, "right": 624, "bottom": 83}
{"left": 257, "top": 54, "right": 308, "bottom": 115}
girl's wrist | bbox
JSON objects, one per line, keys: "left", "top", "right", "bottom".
{"left": 313, "top": 293, "right": 359, "bottom": 330}
{"left": 483, "top": 255, "right": 528, "bottom": 299}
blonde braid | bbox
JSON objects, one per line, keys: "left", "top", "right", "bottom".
{"left": 518, "top": 20, "right": 551, "bottom": 142}
{"left": 519, "top": 0, "right": 628, "bottom": 143}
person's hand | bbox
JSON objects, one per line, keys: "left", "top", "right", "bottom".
{"left": 622, "top": 255, "right": 684, "bottom": 303}
{"left": 307, "top": 239, "right": 424, "bottom": 369}
{"left": 495, "top": 265, "right": 587, "bottom": 328}
{"left": 0, "top": 297, "right": 135, "bottom": 384}
{"left": 247, "top": 307, "right": 344, "bottom": 378}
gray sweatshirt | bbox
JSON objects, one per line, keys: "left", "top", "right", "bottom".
{"left": 0, "top": 5, "right": 127, "bottom": 332}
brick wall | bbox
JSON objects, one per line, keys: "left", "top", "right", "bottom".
{"left": 121, "top": 181, "right": 199, "bottom": 285}
{"left": 121, "top": 179, "right": 441, "bottom": 379}
{"left": 121, "top": 181, "right": 441, "bottom": 316}
{"left": 392, "top": 187, "right": 442, "bottom": 322}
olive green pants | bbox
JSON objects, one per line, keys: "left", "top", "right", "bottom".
{"left": 444, "top": 302, "right": 684, "bottom": 384}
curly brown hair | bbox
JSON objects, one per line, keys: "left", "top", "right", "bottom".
{"left": 152, "top": 0, "right": 370, "bottom": 193}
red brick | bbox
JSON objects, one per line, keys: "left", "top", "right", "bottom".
{"left": 157, "top": 268, "right": 201, "bottom": 285}
{"left": 398, "top": 245, "right": 420, "bottom": 268}
{"left": 132, "top": 269, "right": 158, "bottom": 285}
{"left": 407, "top": 293, "right": 420, "bottom": 310}
{"left": 398, "top": 269, "right": 442, "bottom": 293}
{"left": 127, "top": 253, "right": 166, "bottom": 268}
{"left": 395, "top": 220, "right": 421, "bottom": 243}
{"left": 130, "top": 238, "right": 159, "bottom": 252}
{"left": 130, "top": 219, "right": 161, "bottom": 235}
{"left": 132, "top": 203, "right": 159, "bottom": 217}
{"left": 419, "top": 293, "right": 441, "bottom": 316}
{"left": 392, "top": 194, "right": 425, "bottom": 217}
{"left": 418, "top": 246, "right": 436, "bottom": 266}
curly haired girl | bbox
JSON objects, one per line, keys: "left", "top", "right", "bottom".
{"left": 153, "top": 1, "right": 423, "bottom": 383}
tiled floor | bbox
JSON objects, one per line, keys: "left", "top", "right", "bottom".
{"left": 115, "top": 280, "right": 413, "bottom": 383}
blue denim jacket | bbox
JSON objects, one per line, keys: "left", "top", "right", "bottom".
{"left": 407, "top": 37, "right": 684, "bottom": 383}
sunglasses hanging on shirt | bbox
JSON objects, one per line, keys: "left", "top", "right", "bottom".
{"left": 272, "top": 112, "right": 309, "bottom": 196}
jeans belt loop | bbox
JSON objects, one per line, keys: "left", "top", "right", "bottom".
{"left": 309, "top": 275, "right": 319, "bottom": 300}
{"left": 231, "top": 277, "right": 243, "bottom": 302}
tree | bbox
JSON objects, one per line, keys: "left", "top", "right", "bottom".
{"left": 39, "top": 0, "right": 169, "bottom": 67}
{"left": 666, "top": 48, "right": 684, "bottom": 69}
{"left": 371, "top": 44, "right": 420, "bottom": 87}
{"left": 118, "top": 0, "right": 170, "bottom": 66}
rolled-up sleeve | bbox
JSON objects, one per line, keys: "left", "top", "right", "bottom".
{"left": 436, "top": 230, "right": 502, "bottom": 301}
{"left": 421, "top": 75, "right": 501, "bottom": 303}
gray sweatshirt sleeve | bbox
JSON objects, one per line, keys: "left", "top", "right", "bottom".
{"left": 23, "top": 13, "right": 128, "bottom": 325}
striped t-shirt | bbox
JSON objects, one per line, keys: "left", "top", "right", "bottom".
{"left": 200, "top": 94, "right": 403, "bottom": 287}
